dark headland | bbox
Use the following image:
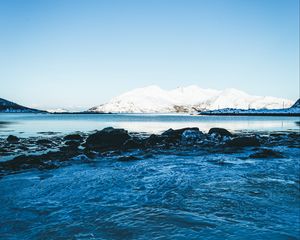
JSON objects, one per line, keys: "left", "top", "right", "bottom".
{"left": 0, "top": 98, "right": 46, "bottom": 113}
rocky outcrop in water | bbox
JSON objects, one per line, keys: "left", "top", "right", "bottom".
{"left": 208, "top": 128, "right": 233, "bottom": 137}
{"left": 226, "top": 136, "right": 261, "bottom": 147}
{"left": 85, "top": 127, "right": 131, "bottom": 150}
{"left": 6, "top": 135, "right": 19, "bottom": 143}
{"left": 0, "top": 127, "right": 299, "bottom": 176}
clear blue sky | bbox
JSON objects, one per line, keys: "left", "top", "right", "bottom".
{"left": 0, "top": 0, "right": 299, "bottom": 110}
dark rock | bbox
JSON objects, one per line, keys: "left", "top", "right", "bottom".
{"left": 83, "top": 148, "right": 97, "bottom": 159}
{"left": 145, "top": 134, "right": 167, "bottom": 146}
{"left": 162, "top": 127, "right": 200, "bottom": 136}
{"left": 208, "top": 128, "right": 232, "bottom": 137}
{"left": 19, "top": 145, "right": 29, "bottom": 151}
{"left": 4, "top": 154, "right": 43, "bottom": 169}
{"left": 288, "top": 133, "right": 300, "bottom": 139}
{"left": 7, "top": 135, "right": 19, "bottom": 143}
{"left": 59, "top": 144, "right": 80, "bottom": 152}
{"left": 181, "top": 129, "right": 203, "bottom": 143}
{"left": 161, "top": 127, "right": 200, "bottom": 142}
{"left": 123, "top": 138, "right": 144, "bottom": 149}
{"left": 0, "top": 150, "right": 72, "bottom": 171}
{"left": 37, "top": 139, "right": 52, "bottom": 145}
{"left": 85, "top": 127, "right": 130, "bottom": 150}
{"left": 249, "top": 149, "right": 284, "bottom": 159}
{"left": 0, "top": 147, "right": 10, "bottom": 156}
{"left": 65, "top": 140, "right": 80, "bottom": 147}
{"left": 64, "top": 134, "right": 83, "bottom": 141}
{"left": 226, "top": 136, "right": 260, "bottom": 147}
{"left": 161, "top": 128, "right": 176, "bottom": 136}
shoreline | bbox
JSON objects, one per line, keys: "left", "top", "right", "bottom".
{"left": 1, "top": 111, "right": 300, "bottom": 116}
{"left": 200, "top": 112, "right": 300, "bottom": 117}
{"left": 1, "top": 126, "right": 299, "bottom": 177}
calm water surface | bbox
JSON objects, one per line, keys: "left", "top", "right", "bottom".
{"left": 0, "top": 113, "right": 299, "bottom": 137}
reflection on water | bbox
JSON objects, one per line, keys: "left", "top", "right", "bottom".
{"left": 0, "top": 113, "right": 299, "bottom": 137}
{"left": 0, "top": 121, "right": 15, "bottom": 128}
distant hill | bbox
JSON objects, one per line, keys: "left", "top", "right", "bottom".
{"left": 200, "top": 98, "right": 300, "bottom": 116}
{"left": 0, "top": 98, "right": 45, "bottom": 113}
{"left": 291, "top": 98, "right": 300, "bottom": 108}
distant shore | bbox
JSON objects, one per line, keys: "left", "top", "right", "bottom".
{"left": 1, "top": 110, "right": 300, "bottom": 117}
{"left": 50, "top": 111, "right": 111, "bottom": 114}
{"left": 199, "top": 112, "right": 300, "bottom": 117}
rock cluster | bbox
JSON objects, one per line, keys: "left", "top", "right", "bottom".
{"left": 85, "top": 127, "right": 130, "bottom": 150}
{"left": 0, "top": 127, "right": 298, "bottom": 176}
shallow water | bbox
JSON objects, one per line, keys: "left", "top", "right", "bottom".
{"left": 0, "top": 113, "right": 299, "bottom": 137}
{"left": 0, "top": 114, "right": 299, "bottom": 239}
{"left": 0, "top": 145, "right": 299, "bottom": 239}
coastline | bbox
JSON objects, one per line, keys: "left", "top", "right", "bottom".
{"left": 200, "top": 112, "right": 300, "bottom": 117}
{"left": 1, "top": 126, "right": 299, "bottom": 176}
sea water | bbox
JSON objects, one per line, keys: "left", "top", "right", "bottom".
{"left": 0, "top": 113, "right": 299, "bottom": 239}
{"left": 0, "top": 113, "right": 299, "bottom": 137}
{"left": 0, "top": 147, "right": 299, "bottom": 239}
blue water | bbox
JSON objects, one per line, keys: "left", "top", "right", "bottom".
{"left": 0, "top": 113, "right": 299, "bottom": 137}
{"left": 0, "top": 147, "right": 299, "bottom": 239}
{"left": 0, "top": 113, "right": 299, "bottom": 239}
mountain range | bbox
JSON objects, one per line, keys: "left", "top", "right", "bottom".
{"left": 0, "top": 86, "right": 297, "bottom": 114}
{"left": 88, "top": 85, "right": 294, "bottom": 113}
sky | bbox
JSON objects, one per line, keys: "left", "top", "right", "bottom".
{"left": 0, "top": 0, "right": 299, "bottom": 110}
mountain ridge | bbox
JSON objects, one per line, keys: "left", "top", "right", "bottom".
{"left": 88, "top": 85, "right": 294, "bottom": 113}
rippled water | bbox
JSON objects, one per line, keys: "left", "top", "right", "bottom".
{"left": 0, "top": 113, "right": 299, "bottom": 137}
{"left": 0, "top": 114, "right": 299, "bottom": 239}
{"left": 1, "top": 146, "right": 299, "bottom": 239}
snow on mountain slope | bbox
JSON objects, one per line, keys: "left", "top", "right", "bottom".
{"left": 88, "top": 85, "right": 294, "bottom": 113}
{"left": 200, "top": 98, "right": 300, "bottom": 115}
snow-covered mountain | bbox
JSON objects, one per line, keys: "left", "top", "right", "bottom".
{"left": 88, "top": 85, "right": 294, "bottom": 113}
